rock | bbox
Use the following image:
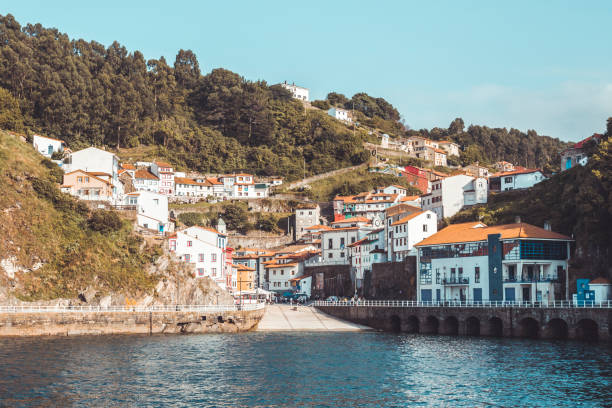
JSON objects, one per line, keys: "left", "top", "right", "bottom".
{"left": 78, "top": 287, "right": 97, "bottom": 303}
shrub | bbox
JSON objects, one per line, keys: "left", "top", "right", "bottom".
{"left": 178, "top": 212, "right": 203, "bottom": 227}
{"left": 88, "top": 210, "right": 123, "bottom": 233}
{"left": 311, "top": 100, "right": 330, "bottom": 110}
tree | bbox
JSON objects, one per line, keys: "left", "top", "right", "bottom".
{"left": 311, "top": 100, "right": 330, "bottom": 110}
{"left": 448, "top": 118, "right": 465, "bottom": 135}
{"left": 174, "top": 49, "right": 200, "bottom": 89}
{"left": 0, "top": 87, "right": 23, "bottom": 131}
{"left": 178, "top": 212, "right": 203, "bottom": 227}
{"left": 88, "top": 210, "right": 123, "bottom": 233}
{"left": 327, "top": 92, "right": 349, "bottom": 107}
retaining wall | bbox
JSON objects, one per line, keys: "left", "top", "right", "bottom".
{"left": 0, "top": 308, "right": 265, "bottom": 337}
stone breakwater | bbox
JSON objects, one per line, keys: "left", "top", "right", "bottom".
{"left": 0, "top": 308, "right": 265, "bottom": 337}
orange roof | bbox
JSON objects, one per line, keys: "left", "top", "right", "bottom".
{"left": 233, "top": 254, "right": 259, "bottom": 260}
{"left": 234, "top": 173, "right": 253, "bottom": 177}
{"left": 121, "top": 163, "right": 136, "bottom": 170}
{"left": 433, "top": 148, "right": 447, "bottom": 154}
{"left": 438, "top": 140, "right": 456, "bottom": 145}
{"left": 391, "top": 210, "right": 426, "bottom": 226}
{"left": 206, "top": 177, "right": 223, "bottom": 185}
{"left": 491, "top": 168, "right": 542, "bottom": 178}
{"left": 265, "top": 263, "right": 298, "bottom": 268}
{"left": 590, "top": 277, "right": 611, "bottom": 285}
{"left": 322, "top": 227, "right": 360, "bottom": 232}
{"left": 415, "top": 222, "right": 571, "bottom": 246}
{"left": 400, "top": 195, "right": 421, "bottom": 202}
{"left": 232, "top": 264, "right": 255, "bottom": 271}
{"left": 331, "top": 217, "right": 369, "bottom": 224}
{"left": 87, "top": 171, "right": 111, "bottom": 177}
{"left": 386, "top": 203, "right": 422, "bottom": 217}
{"left": 174, "top": 177, "right": 198, "bottom": 185}
{"left": 34, "top": 134, "right": 64, "bottom": 143}
{"left": 155, "top": 161, "right": 172, "bottom": 168}
{"left": 347, "top": 237, "right": 368, "bottom": 248}
{"left": 135, "top": 169, "right": 159, "bottom": 180}
{"left": 305, "top": 224, "right": 333, "bottom": 231}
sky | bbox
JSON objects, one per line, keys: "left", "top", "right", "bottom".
{"left": 6, "top": 1, "right": 612, "bottom": 141}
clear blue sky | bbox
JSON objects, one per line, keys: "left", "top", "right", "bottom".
{"left": 6, "top": 1, "right": 612, "bottom": 141}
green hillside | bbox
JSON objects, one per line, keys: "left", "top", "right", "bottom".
{"left": 0, "top": 130, "right": 161, "bottom": 300}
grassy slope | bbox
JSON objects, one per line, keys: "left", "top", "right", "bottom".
{"left": 0, "top": 131, "right": 161, "bottom": 300}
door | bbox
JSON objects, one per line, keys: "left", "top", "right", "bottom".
{"left": 421, "top": 289, "right": 432, "bottom": 302}
{"left": 522, "top": 287, "right": 531, "bottom": 301}
{"left": 436, "top": 289, "right": 441, "bottom": 302}
{"left": 473, "top": 288, "right": 482, "bottom": 302}
{"left": 504, "top": 287, "right": 515, "bottom": 302}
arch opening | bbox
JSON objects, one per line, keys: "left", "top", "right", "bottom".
{"left": 442, "top": 316, "right": 459, "bottom": 335}
{"left": 390, "top": 315, "right": 401, "bottom": 333}
{"left": 422, "top": 316, "right": 439, "bottom": 334}
{"left": 518, "top": 317, "right": 540, "bottom": 338}
{"left": 488, "top": 317, "right": 503, "bottom": 337}
{"left": 404, "top": 316, "right": 419, "bottom": 333}
{"left": 543, "top": 318, "right": 568, "bottom": 339}
{"left": 466, "top": 317, "right": 480, "bottom": 336}
{"left": 576, "top": 319, "right": 598, "bottom": 341}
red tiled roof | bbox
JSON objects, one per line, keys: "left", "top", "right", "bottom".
{"left": 491, "top": 168, "right": 541, "bottom": 178}
{"left": 391, "top": 211, "right": 426, "bottom": 226}
{"left": 135, "top": 169, "right": 159, "bottom": 180}
{"left": 415, "top": 222, "right": 571, "bottom": 246}
{"left": 574, "top": 134, "right": 603, "bottom": 149}
{"left": 121, "top": 163, "right": 136, "bottom": 170}
{"left": 155, "top": 161, "right": 172, "bottom": 168}
{"left": 589, "top": 277, "right": 611, "bottom": 285}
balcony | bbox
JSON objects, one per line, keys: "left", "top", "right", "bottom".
{"left": 504, "top": 275, "right": 558, "bottom": 283}
{"left": 442, "top": 277, "right": 469, "bottom": 285}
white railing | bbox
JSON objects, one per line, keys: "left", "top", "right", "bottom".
{"left": 0, "top": 303, "right": 266, "bottom": 314}
{"left": 312, "top": 300, "right": 612, "bottom": 309}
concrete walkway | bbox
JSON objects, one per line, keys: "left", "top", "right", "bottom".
{"left": 256, "top": 304, "right": 371, "bottom": 331}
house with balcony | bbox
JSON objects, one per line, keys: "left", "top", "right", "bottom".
{"left": 151, "top": 161, "right": 174, "bottom": 195}
{"left": 415, "top": 222, "right": 571, "bottom": 303}
{"left": 61, "top": 170, "right": 114, "bottom": 201}
{"left": 64, "top": 147, "right": 122, "bottom": 201}
{"left": 421, "top": 174, "right": 487, "bottom": 220}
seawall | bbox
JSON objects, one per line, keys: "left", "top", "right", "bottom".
{"left": 0, "top": 308, "right": 265, "bottom": 337}
{"left": 316, "top": 304, "right": 612, "bottom": 341}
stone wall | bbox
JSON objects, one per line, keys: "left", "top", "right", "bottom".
{"left": 0, "top": 308, "right": 264, "bottom": 337}
{"left": 364, "top": 258, "right": 417, "bottom": 300}
{"left": 228, "top": 234, "right": 293, "bottom": 249}
{"left": 316, "top": 305, "right": 612, "bottom": 341}
{"left": 305, "top": 264, "right": 352, "bottom": 299}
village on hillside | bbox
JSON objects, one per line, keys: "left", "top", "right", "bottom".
{"left": 29, "top": 84, "right": 610, "bottom": 307}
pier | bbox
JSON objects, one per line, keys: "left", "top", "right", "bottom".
{"left": 314, "top": 300, "right": 612, "bottom": 341}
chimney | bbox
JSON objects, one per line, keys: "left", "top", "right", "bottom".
{"left": 544, "top": 221, "right": 551, "bottom": 231}
{"left": 514, "top": 216, "right": 521, "bottom": 224}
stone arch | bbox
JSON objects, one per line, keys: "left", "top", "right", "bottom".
{"left": 488, "top": 317, "right": 503, "bottom": 337}
{"left": 518, "top": 317, "right": 540, "bottom": 338}
{"left": 422, "top": 315, "right": 439, "bottom": 334}
{"left": 441, "top": 316, "right": 459, "bottom": 335}
{"left": 542, "top": 318, "right": 568, "bottom": 339}
{"left": 390, "top": 315, "right": 401, "bottom": 332}
{"left": 465, "top": 316, "right": 480, "bottom": 336}
{"left": 575, "top": 319, "right": 598, "bottom": 341}
{"left": 404, "top": 316, "right": 419, "bottom": 333}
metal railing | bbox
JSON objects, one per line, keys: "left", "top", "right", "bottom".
{"left": 0, "top": 303, "right": 266, "bottom": 314}
{"left": 312, "top": 300, "right": 612, "bottom": 309}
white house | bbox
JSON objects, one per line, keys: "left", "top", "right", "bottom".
{"left": 151, "top": 161, "right": 174, "bottom": 195}
{"left": 279, "top": 81, "right": 309, "bottom": 101}
{"left": 125, "top": 191, "right": 169, "bottom": 233}
{"left": 388, "top": 210, "right": 438, "bottom": 261}
{"left": 415, "top": 222, "right": 572, "bottom": 303}
{"left": 438, "top": 141, "right": 460, "bottom": 157}
{"left": 489, "top": 168, "right": 546, "bottom": 192}
{"left": 381, "top": 133, "right": 390, "bottom": 148}
{"left": 320, "top": 221, "right": 371, "bottom": 265}
{"left": 33, "top": 135, "right": 65, "bottom": 158}
{"left": 375, "top": 185, "right": 407, "bottom": 197}
{"left": 421, "top": 174, "right": 486, "bottom": 220}
{"left": 65, "top": 147, "right": 122, "bottom": 201}
{"left": 291, "top": 274, "right": 312, "bottom": 297}
{"left": 133, "top": 169, "right": 160, "bottom": 193}
{"left": 169, "top": 226, "right": 228, "bottom": 289}
{"left": 328, "top": 107, "right": 351, "bottom": 122}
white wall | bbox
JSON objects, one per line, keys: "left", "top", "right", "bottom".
{"left": 501, "top": 171, "right": 545, "bottom": 191}
{"left": 33, "top": 135, "right": 63, "bottom": 157}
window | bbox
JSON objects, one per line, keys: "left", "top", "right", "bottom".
{"left": 273, "top": 270, "right": 276, "bottom": 275}
{"left": 280, "top": 270, "right": 284, "bottom": 275}
{"left": 212, "top": 254, "right": 217, "bottom": 262}
{"left": 436, "top": 268, "right": 440, "bottom": 284}
{"left": 340, "top": 252, "right": 345, "bottom": 257}
{"left": 187, "top": 241, "right": 192, "bottom": 247}
{"left": 198, "top": 254, "right": 204, "bottom": 262}
{"left": 184, "top": 254, "right": 191, "bottom": 262}
{"left": 340, "top": 237, "right": 345, "bottom": 246}
{"left": 423, "top": 224, "right": 428, "bottom": 232}
{"left": 504, "top": 177, "right": 513, "bottom": 183}
{"left": 197, "top": 268, "right": 204, "bottom": 277}
{"left": 211, "top": 268, "right": 217, "bottom": 276}
{"left": 475, "top": 267, "right": 480, "bottom": 283}
{"left": 77, "top": 177, "right": 83, "bottom": 183}
{"left": 427, "top": 214, "right": 431, "bottom": 219}
{"left": 328, "top": 253, "right": 333, "bottom": 258}
{"left": 351, "top": 237, "right": 356, "bottom": 244}
{"left": 328, "top": 239, "right": 333, "bottom": 249}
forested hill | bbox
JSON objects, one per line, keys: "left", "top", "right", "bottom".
{"left": 0, "top": 14, "right": 568, "bottom": 178}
